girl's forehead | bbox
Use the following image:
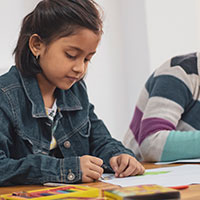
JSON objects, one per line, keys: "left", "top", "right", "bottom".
{"left": 56, "top": 29, "right": 101, "bottom": 48}
{"left": 63, "top": 29, "right": 101, "bottom": 41}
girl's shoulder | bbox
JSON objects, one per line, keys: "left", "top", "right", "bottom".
{"left": 0, "top": 66, "right": 21, "bottom": 90}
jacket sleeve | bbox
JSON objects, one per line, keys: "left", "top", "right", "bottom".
{"left": 0, "top": 150, "right": 81, "bottom": 186}
{"left": 138, "top": 68, "right": 200, "bottom": 162}
{"left": 0, "top": 96, "right": 81, "bottom": 186}
{"left": 88, "top": 103, "right": 136, "bottom": 171}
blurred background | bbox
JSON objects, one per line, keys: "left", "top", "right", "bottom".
{"left": 0, "top": 0, "right": 200, "bottom": 140}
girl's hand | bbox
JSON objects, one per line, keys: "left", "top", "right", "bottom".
{"left": 109, "top": 154, "right": 145, "bottom": 178}
{"left": 80, "top": 155, "right": 104, "bottom": 182}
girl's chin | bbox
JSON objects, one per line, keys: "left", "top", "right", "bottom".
{"left": 58, "top": 83, "right": 75, "bottom": 90}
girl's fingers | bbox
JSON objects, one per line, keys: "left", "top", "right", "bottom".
{"left": 113, "top": 155, "right": 145, "bottom": 177}
{"left": 80, "top": 155, "right": 104, "bottom": 183}
{"left": 86, "top": 168, "right": 103, "bottom": 181}
{"left": 119, "top": 161, "right": 136, "bottom": 177}
{"left": 139, "top": 164, "right": 145, "bottom": 175}
{"left": 109, "top": 156, "right": 119, "bottom": 173}
{"left": 89, "top": 162, "right": 104, "bottom": 175}
{"left": 116, "top": 156, "right": 129, "bottom": 176}
{"left": 82, "top": 176, "right": 95, "bottom": 183}
{"left": 91, "top": 156, "right": 104, "bottom": 167}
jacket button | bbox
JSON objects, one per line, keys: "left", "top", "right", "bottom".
{"left": 67, "top": 170, "right": 75, "bottom": 181}
{"left": 64, "top": 141, "right": 71, "bottom": 149}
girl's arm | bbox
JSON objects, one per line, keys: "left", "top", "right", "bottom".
{"left": 0, "top": 152, "right": 81, "bottom": 186}
{"left": 88, "top": 103, "right": 136, "bottom": 170}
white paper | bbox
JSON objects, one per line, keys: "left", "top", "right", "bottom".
{"left": 101, "top": 164, "right": 200, "bottom": 187}
{"left": 155, "top": 158, "right": 200, "bottom": 165}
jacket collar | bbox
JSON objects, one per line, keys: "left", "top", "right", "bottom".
{"left": 16, "top": 68, "right": 82, "bottom": 118}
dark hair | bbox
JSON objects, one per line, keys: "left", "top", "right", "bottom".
{"left": 13, "top": 0, "right": 103, "bottom": 76}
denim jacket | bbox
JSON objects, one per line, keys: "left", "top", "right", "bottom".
{"left": 0, "top": 66, "right": 135, "bottom": 186}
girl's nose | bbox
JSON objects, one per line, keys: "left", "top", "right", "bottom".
{"left": 72, "top": 61, "right": 85, "bottom": 74}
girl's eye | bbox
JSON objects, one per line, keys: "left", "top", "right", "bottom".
{"left": 84, "top": 58, "right": 90, "bottom": 63}
{"left": 65, "top": 52, "right": 76, "bottom": 60}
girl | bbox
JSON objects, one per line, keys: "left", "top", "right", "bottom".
{"left": 0, "top": 0, "right": 144, "bottom": 186}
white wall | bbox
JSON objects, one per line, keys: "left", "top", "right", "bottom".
{"left": 0, "top": 0, "right": 40, "bottom": 74}
{"left": 0, "top": 0, "right": 200, "bottom": 141}
{"left": 145, "top": 0, "right": 200, "bottom": 72}
{"left": 85, "top": 0, "right": 150, "bottom": 140}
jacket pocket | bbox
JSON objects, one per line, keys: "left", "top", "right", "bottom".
{"left": 78, "top": 120, "right": 91, "bottom": 137}
{"left": 69, "top": 120, "right": 91, "bottom": 155}
{"left": 17, "top": 134, "right": 49, "bottom": 156}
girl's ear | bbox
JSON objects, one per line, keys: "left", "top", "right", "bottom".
{"left": 29, "top": 34, "right": 45, "bottom": 57}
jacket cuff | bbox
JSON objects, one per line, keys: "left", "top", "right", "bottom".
{"left": 60, "top": 156, "right": 82, "bottom": 183}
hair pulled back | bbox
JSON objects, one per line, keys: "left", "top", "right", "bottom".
{"left": 13, "top": 0, "right": 103, "bottom": 76}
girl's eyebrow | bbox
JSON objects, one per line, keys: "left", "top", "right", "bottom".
{"left": 66, "top": 46, "right": 82, "bottom": 52}
{"left": 66, "top": 46, "right": 96, "bottom": 55}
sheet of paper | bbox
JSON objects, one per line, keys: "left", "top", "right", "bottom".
{"left": 155, "top": 158, "right": 200, "bottom": 165}
{"left": 101, "top": 164, "right": 200, "bottom": 187}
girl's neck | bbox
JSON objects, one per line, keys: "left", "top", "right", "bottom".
{"left": 36, "top": 73, "right": 56, "bottom": 108}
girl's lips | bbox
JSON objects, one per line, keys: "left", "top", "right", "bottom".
{"left": 66, "top": 76, "right": 79, "bottom": 81}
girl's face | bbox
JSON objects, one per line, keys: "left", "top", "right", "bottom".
{"left": 36, "top": 28, "right": 101, "bottom": 90}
